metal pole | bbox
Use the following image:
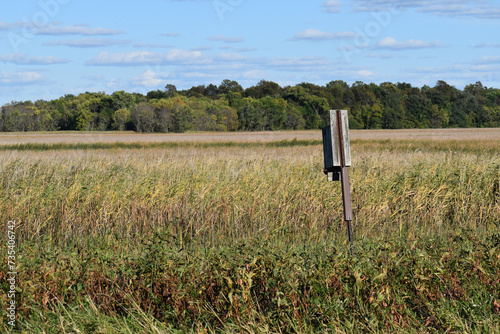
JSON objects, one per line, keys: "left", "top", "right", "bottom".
{"left": 336, "top": 110, "right": 354, "bottom": 253}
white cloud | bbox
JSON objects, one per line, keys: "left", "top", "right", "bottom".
{"left": 0, "top": 53, "right": 70, "bottom": 65}
{"left": 470, "top": 64, "right": 500, "bottom": 71}
{"left": 133, "top": 42, "right": 173, "bottom": 48}
{"left": 82, "top": 74, "right": 105, "bottom": 81}
{"left": 365, "top": 53, "right": 409, "bottom": 59}
{"left": 106, "top": 79, "right": 119, "bottom": 89}
{"left": 207, "top": 35, "right": 245, "bottom": 43}
{"left": 475, "top": 43, "right": 500, "bottom": 48}
{"left": 405, "top": 62, "right": 500, "bottom": 88}
{"left": 214, "top": 52, "right": 246, "bottom": 62}
{"left": 242, "top": 70, "right": 268, "bottom": 79}
{"left": 420, "top": 4, "right": 500, "bottom": 19}
{"left": 38, "top": 25, "right": 122, "bottom": 35}
{"left": 376, "top": 37, "right": 445, "bottom": 50}
{"left": 357, "top": 70, "right": 375, "bottom": 77}
{"left": 266, "top": 56, "right": 330, "bottom": 68}
{"left": 408, "top": 63, "right": 500, "bottom": 76}
{"left": 86, "top": 49, "right": 207, "bottom": 66}
{"left": 0, "top": 71, "right": 45, "bottom": 85}
{"left": 160, "top": 32, "right": 181, "bottom": 37}
{"left": 165, "top": 49, "right": 205, "bottom": 62}
{"left": 236, "top": 47, "right": 258, "bottom": 52}
{"left": 44, "top": 38, "right": 130, "bottom": 48}
{"left": 0, "top": 21, "right": 123, "bottom": 35}
{"left": 191, "top": 46, "right": 213, "bottom": 51}
{"left": 290, "top": 29, "right": 357, "bottom": 41}
{"left": 183, "top": 72, "right": 212, "bottom": 78}
{"left": 476, "top": 56, "right": 500, "bottom": 64}
{"left": 87, "top": 51, "right": 164, "bottom": 66}
{"left": 351, "top": 0, "right": 500, "bottom": 19}
{"left": 0, "top": 21, "right": 15, "bottom": 30}
{"left": 321, "top": 0, "right": 343, "bottom": 13}
{"left": 132, "top": 70, "right": 165, "bottom": 87}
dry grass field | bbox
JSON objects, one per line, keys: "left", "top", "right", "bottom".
{"left": 1, "top": 129, "right": 499, "bottom": 333}
{"left": 1, "top": 128, "right": 500, "bottom": 145}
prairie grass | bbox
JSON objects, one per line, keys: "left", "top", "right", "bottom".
{"left": 0, "top": 138, "right": 321, "bottom": 152}
{"left": 1, "top": 127, "right": 499, "bottom": 145}
{"left": 0, "top": 130, "right": 323, "bottom": 145}
{"left": 1, "top": 131, "right": 499, "bottom": 332}
{"left": 2, "top": 142, "right": 498, "bottom": 244}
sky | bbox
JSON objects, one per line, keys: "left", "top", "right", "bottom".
{"left": 1, "top": 0, "right": 500, "bottom": 106}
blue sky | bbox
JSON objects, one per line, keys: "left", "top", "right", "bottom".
{"left": 1, "top": 0, "right": 499, "bottom": 106}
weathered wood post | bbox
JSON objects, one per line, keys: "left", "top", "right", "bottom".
{"left": 322, "top": 110, "right": 353, "bottom": 252}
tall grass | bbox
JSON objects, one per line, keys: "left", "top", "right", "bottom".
{"left": 1, "top": 137, "right": 500, "bottom": 153}
{"left": 2, "top": 143, "right": 498, "bottom": 245}
{"left": 1, "top": 138, "right": 499, "bottom": 332}
{"left": 0, "top": 139, "right": 321, "bottom": 152}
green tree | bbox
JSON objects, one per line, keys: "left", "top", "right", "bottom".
{"left": 113, "top": 109, "right": 131, "bottom": 131}
{"left": 404, "top": 90, "right": 431, "bottom": 128}
{"left": 204, "top": 84, "right": 218, "bottom": 98}
{"left": 450, "top": 91, "right": 475, "bottom": 127}
{"left": 485, "top": 105, "right": 500, "bottom": 127}
{"left": 131, "top": 102, "right": 155, "bottom": 132}
{"left": 361, "top": 102, "right": 383, "bottom": 129}
{"left": 165, "top": 84, "right": 177, "bottom": 97}
{"left": 429, "top": 104, "right": 449, "bottom": 128}
{"left": 74, "top": 94, "right": 102, "bottom": 130}
{"left": 326, "top": 80, "right": 349, "bottom": 109}
{"left": 351, "top": 81, "right": 376, "bottom": 106}
{"left": 245, "top": 80, "right": 282, "bottom": 99}
{"left": 76, "top": 109, "right": 93, "bottom": 131}
{"left": 152, "top": 99, "right": 171, "bottom": 133}
{"left": 284, "top": 104, "right": 306, "bottom": 130}
{"left": 186, "top": 85, "right": 206, "bottom": 98}
{"left": 220, "top": 107, "right": 239, "bottom": 131}
{"left": 225, "top": 91, "right": 243, "bottom": 108}
{"left": 237, "top": 98, "right": 266, "bottom": 131}
{"left": 218, "top": 79, "right": 243, "bottom": 95}
{"left": 284, "top": 86, "right": 327, "bottom": 129}
{"left": 169, "top": 97, "right": 192, "bottom": 133}
{"left": 261, "top": 96, "right": 287, "bottom": 130}
{"left": 425, "top": 82, "right": 452, "bottom": 111}
{"left": 7, "top": 108, "right": 22, "bottom": 131}
{"left": 348, "top": 104, "right": 364, "bottom": 129}
{"left": 147, "top": 90, "right": 168, "bottom": 100}
{"left": 379, "top": 83, "right": 406, "bottom": 129}
{"left": 111, "top": 91, "right": 137, "bottom": 111}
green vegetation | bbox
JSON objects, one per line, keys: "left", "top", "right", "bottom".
{"left": 1, "top": 136, "right": 499, "bottom": 332}
{"left": 0, "top": 138, "right": 321, "bottom": 152}
{"left": 2, "top": 80, "right": 500, "bottom": 133}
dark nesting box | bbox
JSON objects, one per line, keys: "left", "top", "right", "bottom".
{"left": 322, "top": 126, "right": 341, "bottom": 181}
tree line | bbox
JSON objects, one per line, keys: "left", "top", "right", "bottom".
{"left": 1, "top": 80, "right": 499, "bottom": 132}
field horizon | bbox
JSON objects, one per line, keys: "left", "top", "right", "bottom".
{"left": 1, "top": 128, "right": 500, "bottom": 146}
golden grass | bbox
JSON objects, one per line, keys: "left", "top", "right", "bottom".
{"left": 2, "top": 140, "right": 498, "bottom": 247}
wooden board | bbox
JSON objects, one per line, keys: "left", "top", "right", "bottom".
{"left": 330, "top": 110, "right": 351, "bottom": 167}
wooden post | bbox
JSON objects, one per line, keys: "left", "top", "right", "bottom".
{"left": 322, "top": 110, "right": 353, "bottom": 253}
{"left": 336, "top": 110, "right": 354, "bottom": 252}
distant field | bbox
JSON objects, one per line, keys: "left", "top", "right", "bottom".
{"left": 1, "top": 129, "right": 499, "bottom": 333}
{"left": 1, "top": 128, "right": 500, "bottom": 145}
